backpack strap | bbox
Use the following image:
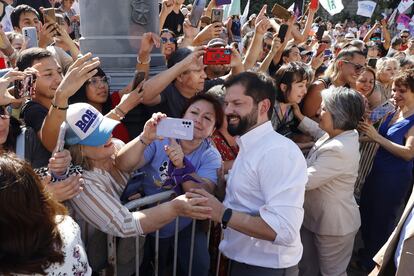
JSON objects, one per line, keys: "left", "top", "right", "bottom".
{"left": 15, "top": 127, "right": 26, "bottom": 160}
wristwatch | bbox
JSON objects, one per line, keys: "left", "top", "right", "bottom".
{"left": 221, "top": 208, "right": 233, "bottom": 229}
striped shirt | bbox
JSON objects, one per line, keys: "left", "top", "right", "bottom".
{"left": 69, "top": 140, "right": 144, "bottom": 238}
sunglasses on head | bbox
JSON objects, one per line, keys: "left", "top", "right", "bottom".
{"left": 161, "top": 37, "right": 177, "bottom": 44}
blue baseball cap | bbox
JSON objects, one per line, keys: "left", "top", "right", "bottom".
{"left": 65, "top": 103, "right": 119, "bottom": 146}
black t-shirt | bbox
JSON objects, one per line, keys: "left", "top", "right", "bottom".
{"left": 163, "top": 10, "right": 185, "bottom": 36}
{"left": 21, "top": 100, "right": 48, "bottom": 133}
{"left": 159, "top": 79, "right": 225, "bottom": 118}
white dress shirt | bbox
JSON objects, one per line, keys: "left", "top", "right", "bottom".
{"left": 220, "top": 121, "right": 308, "bottom": 269}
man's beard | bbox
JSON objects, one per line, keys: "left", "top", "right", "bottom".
{"left": 227, "top": 105, "right": 258, "bottom": 136}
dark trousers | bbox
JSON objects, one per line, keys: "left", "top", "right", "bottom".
{"left": 230, "top": 260, "right": 299, "bottom": 276}
{"left": 140, "top": 221, "right": 209, "bottom": 276}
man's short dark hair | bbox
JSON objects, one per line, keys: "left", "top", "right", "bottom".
{"left": 10, "top": 5, "right": 39, "bottom": 29}
{"left": 167, "top": 47, "right": 192, "bottom": 69}
{"left": 16, "top": 48, "right": 53, "bottom": 71}
{"left": 224, "top": 72, "right": 276, "bottom": 119}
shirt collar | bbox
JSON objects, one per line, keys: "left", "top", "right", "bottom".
{"left": 236, "top": 121, "right": 273, "bottom": 151}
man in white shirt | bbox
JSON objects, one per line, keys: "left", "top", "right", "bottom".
{"left": 190, "top": 72, "right": 308, "bottom": 275}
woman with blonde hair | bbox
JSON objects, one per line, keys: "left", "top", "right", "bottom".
{"left": 302, "top": 48, "right": 366, "bottom": 121}
{"left": 373, "top": 57, "right": 399, "bottom": 107}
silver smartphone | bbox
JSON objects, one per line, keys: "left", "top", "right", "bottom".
{"left": 22, "top": 27, "right": 38, "bottom": 48}
{"left": 54, "top": 122, "right": 67, "bottom": 153}
{"left": 156, "top": 118, "right": 194, "bottom": 140}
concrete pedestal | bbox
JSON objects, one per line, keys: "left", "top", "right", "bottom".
{"left": 79, "top": 0, "right": 165, "bottom": 90}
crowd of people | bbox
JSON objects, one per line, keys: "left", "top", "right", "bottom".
{"left": 1, "top": 0, "right": 414, "bottom": 275}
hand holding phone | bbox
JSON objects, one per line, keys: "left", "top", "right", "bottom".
{"left": 14, "top": 73, "right": 36, "bottom": 99}
{"left": 54, "top": 122, "right": 68, "bottom": 153}
{"left": 211, "top": 8, "right": 224, "bottom": 23}
{"left": 189, "top": 0, "right": 206, "bottom": 27}
{"left": 277, "top": 24, "right": 289, "bottom": 43}
{"left": 43, "top": 8, "right": 56, "bottom": 24}
{"left": 156, "top": 117, "right": 194, "bottom": 140}
{"left": 315, "top": 25, "right": 326, "bottom": 41}
{"left": 203, "top": 48, "right": 231, "bottom": 65}
{"left": 370, "top": 101, "right": 395, "bottom": 123}
{"left": 132, "top": 71, "right": 145, "bottom": 90}
{"left": 22, "top": 27, "right": 38, "bottom": 48}
{"left": 271, "top": 4, "right": 292, "bottom": 21}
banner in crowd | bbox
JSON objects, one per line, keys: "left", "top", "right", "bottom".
{"left": 356, "top": 1, "right": 377, "bottom": 18}
{"left": 319, "top": 0, "right": 344, "bottom": 16}
{"left": 388, "top": 8, "right": 398, "bottom": 26}
{"left": 240, "top": 0, "right": 250, "bottom": 26}
{"left": 223, "top": 0, "right": 240, "bottom": 18}
{"left": 397, "top": 0, "right": 414, "bottom": 14}
{"left": 293, "top": 0, "right": 304, "bottom": 18}
{"left": 397, "top": 13, "right": 411, "bottom": 29}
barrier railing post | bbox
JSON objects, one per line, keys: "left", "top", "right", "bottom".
{"left": 107, "top": 235, "right": 117, "bottom": 275}
{"left": 173, "top": 217, "right": 179, "bottom": 276}
{"left": 188, "top": 219, "right": 197, "bottom": 275}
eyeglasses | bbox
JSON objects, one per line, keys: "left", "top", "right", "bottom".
{"left": 161, "top": 37, "right": 177, "bottom": 44}
{"left": 343, "top": 60, "right": 365, "bottom": 73}
{"left": 0, "top": 106, "right": 10, "bottom": 120}
{"left": 88, "top": 76, "right": 110, "bottom": 87}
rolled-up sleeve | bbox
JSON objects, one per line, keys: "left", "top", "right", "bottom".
{"left": 71, "top": 176, "right": 144, "bottom": 238}
{"left": 258, "top": 147, "right": 308, "bottom": 246}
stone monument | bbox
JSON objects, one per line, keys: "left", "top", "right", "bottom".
{"left": 79, "top": 0, "right": 164, "bottom": 90}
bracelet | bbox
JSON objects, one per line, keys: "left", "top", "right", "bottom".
{"left": 111, "top": 109, "right": 124, "bottom": 120}
{"left": 138, "top": 135, "right": 149, "bottom": 146}
{"left": 51, "top": 101, "right": 69, "bottom": 110}
{"left": 137, "top": 55, "right": 151, "bottom": 65}
{"left": 115, "top": 106, "right": 126, "bottom": 116}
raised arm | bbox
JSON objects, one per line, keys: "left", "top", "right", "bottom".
{"left": 159, "top": 0, "right": 174, "bottom": 33}
{"left": 243, "top": 5, "right": 269, "bottom": 70}
{"left": 141, "top": 47, "right": 205, "bottom": 106}
{"left": 41, "top": 54, "right": 100, "bottom": 152}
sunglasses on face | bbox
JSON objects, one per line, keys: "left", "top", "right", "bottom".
{"left": 88, "top": 76, "right": 110, "bottom": 87}
{"left": 343, "top": 60, "right": 365, "bottom": 73}
{"left": 263, "top": 43, "right": 272, "bottom": 51}
{"left": 0, "top": 106, "right": 10, "bottom": 120}
{"left": 401, "top": 35, "right": 409, "bottom": 39}
{"left": 161, "top": 37, "right": 177, "bottom": 44}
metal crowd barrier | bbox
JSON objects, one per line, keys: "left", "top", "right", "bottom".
{"left": 105, "top": 190, "right": 216, "bottom": 276}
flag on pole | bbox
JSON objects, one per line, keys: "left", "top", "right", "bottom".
{"left": 319, "top": 0, "right": 344, "bottom": 16}
{"left": 240, "top": 0, "right": 250, "bottom": 26}
{"left": 397, "top": 0, "right": 414, "bottom": 14}
{"left": 293, "top": 0, "right": 304, "bottom": 18}
{"left": 388, "top": 9, "right": 398, "bottom": 26}
{"left": 223, "top": 0, "right": 241, "bottom": 19}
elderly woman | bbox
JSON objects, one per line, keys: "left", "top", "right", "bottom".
{"left": 116, "top": 93, "right": 223, "bottom": 276}
{"left": 64, "top": 102, "right": 212, "bottom": 272}
{"left": 293, "top": 87, "right": 365, "bottom": 276}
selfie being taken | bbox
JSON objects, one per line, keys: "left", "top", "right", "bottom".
{"left": 1, "top": 0, "right": 414, "bottom": 276}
